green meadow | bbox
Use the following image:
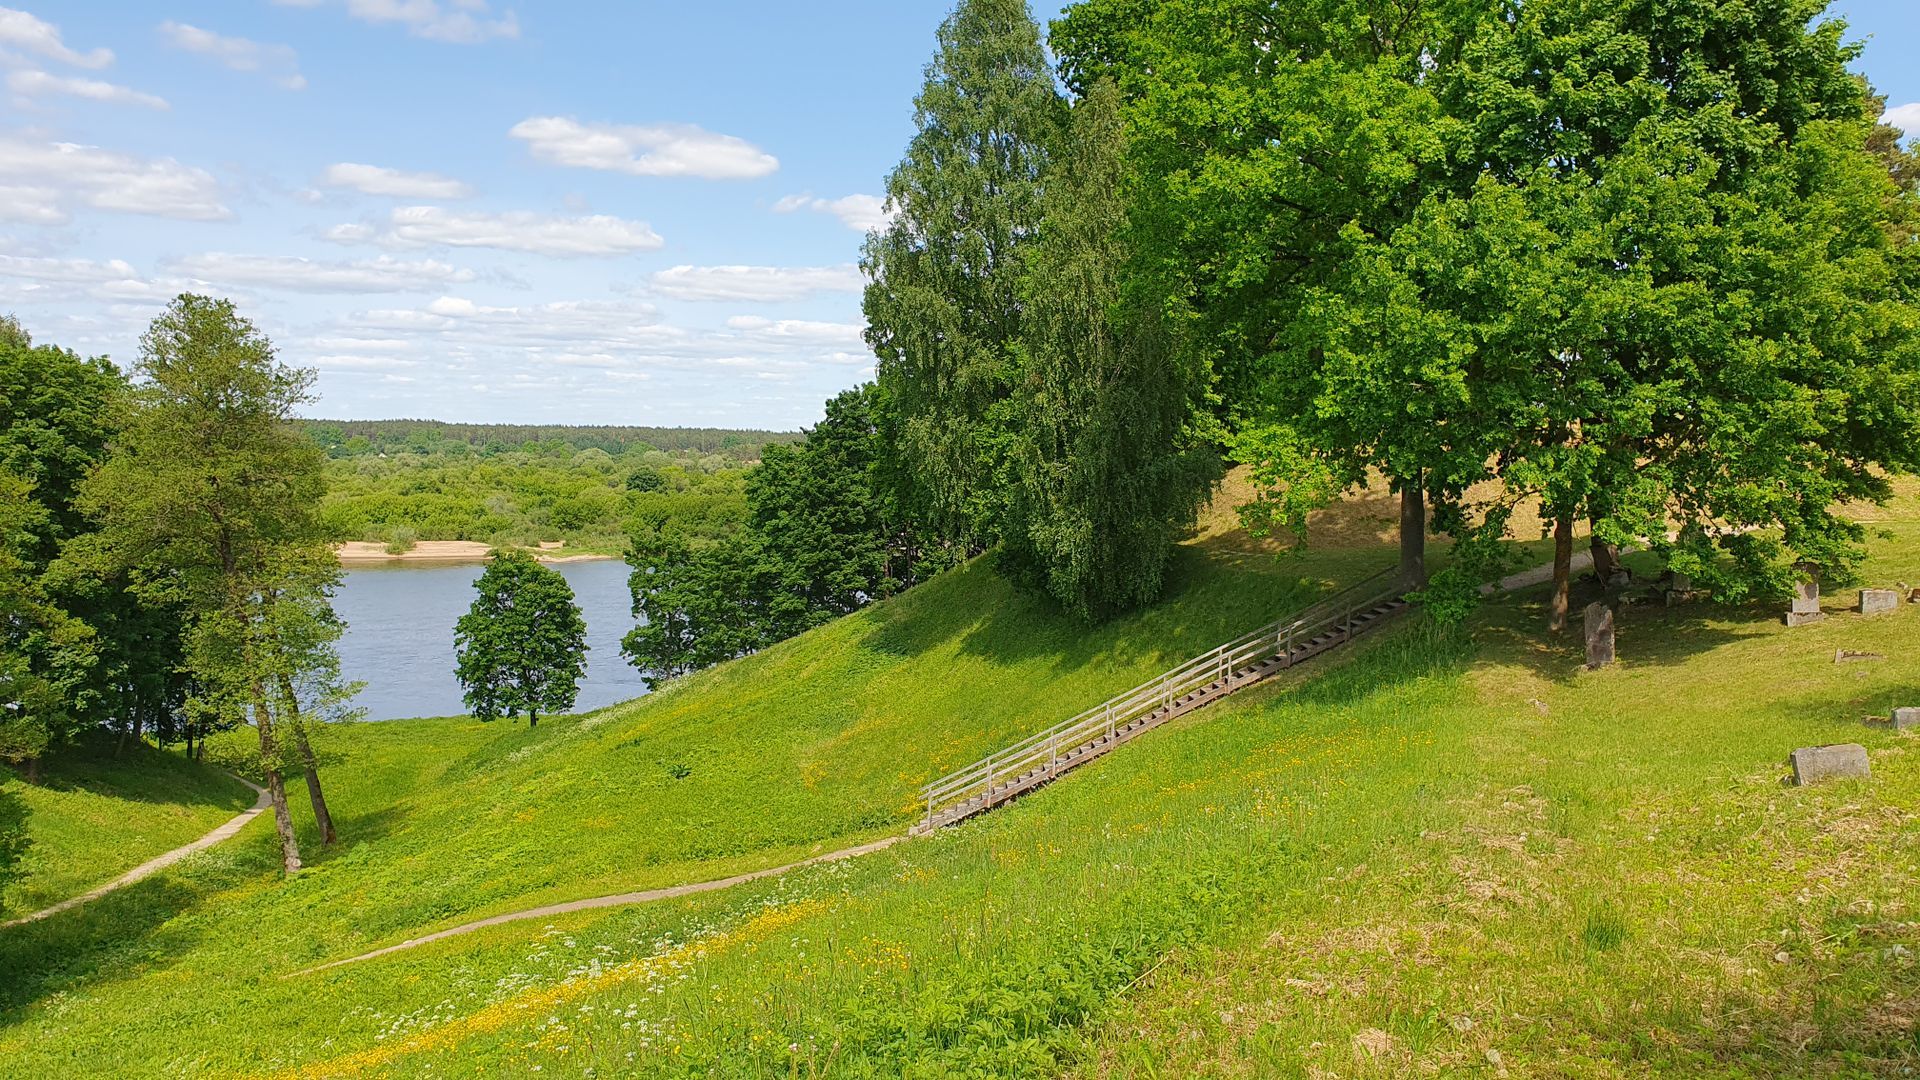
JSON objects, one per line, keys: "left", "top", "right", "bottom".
{"left": 2, "top": 493, "right": 1916, "bottom": 1077}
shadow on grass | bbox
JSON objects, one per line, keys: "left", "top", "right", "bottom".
{"left": 944, "top": 543, "right": 1402, "bottom": 673}
{"left": 1476, "top": 576, "right": 1779, "bottom": 686}
{"left": 0, "top": 872, "right": 217, "bottom": 1023}
{"left": 6, "top": 733, "right": 252, "bottom": 811}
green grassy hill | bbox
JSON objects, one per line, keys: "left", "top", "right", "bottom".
{"left": 0, "top": 512, "right": 1393, "bottom": 1076}
{"left": 0, "top": 737, "right": 253, "bottom": 920}
{"left": 2, "top": 492, "right": 1916, "bottom": 1077}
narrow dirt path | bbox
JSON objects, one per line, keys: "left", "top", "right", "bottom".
{"left": 1, "top": 775, "right": 269, "bottom": 930}
{"left": 291, "top": 834, "right": 905, "bottom": 975}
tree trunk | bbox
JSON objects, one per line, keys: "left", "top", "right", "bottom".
{"left": 528, "top": 710, "right": 538, "bottom": 729}
{"left": 253, "top": 691, "right": 301, "bottom": 875}
{"left": 1549, "top": 513, "right": 1574, "bottom": 633}
{"left": 1399, "top": 477, "right": 1427, "bottom": 587}
{"left": 1590, "top": 525, "right": 1623, "bottom": 584}
{"left": 279, "top": 677, "right": 337, "bottom": 845}
{"left": 24, "top": 756, "right": 39, "bottom": 784}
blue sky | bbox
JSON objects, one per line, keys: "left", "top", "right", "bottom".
{"left": 0, "top": 1, "right": 1911, "bottom": 429}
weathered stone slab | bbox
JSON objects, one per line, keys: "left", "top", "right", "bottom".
{"left": 1785, "top": 610, "right": 1826, "bottom": 627}
{"left": 1893, "top": 707, "right": 1920, "bottom": 731}
{"left": 1859, "top": 589, "right": 1900, "bottom": 616}
{"left": 1789, "top": 744, "right": 1870, "bottom": 786}
{"left": 1791, "top": 580, "right": 1822, "bottom": 615}
{"left": 1583, "top": 602, "right": 1615, "bottom": 670}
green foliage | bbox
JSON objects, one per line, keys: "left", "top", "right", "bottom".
{"left": 0, "top": 326, "right": 186, "bottom": 749}
{"left": 455, "top": 550, "right": 588, "bottom": 725}
{"left": 79, "top": 294, "right": 344, "bottom": 870}
{"left": 297, "top": 419, "right": 792, "bottom": 460}
{"left": 0, "top": 472, "right": 94, "bottom": 765}
{"left": 317, "top": 443, "right": 748, "bottom": 555}
{"left": 1002, "top": 80, "right": 1222, "bottom": 620}
{"left": 864, "top": 0, "right": 1066, "bottom": 545}
{"left": 622, "top": 386, "right": 956, "bottom": 685}
{"left": 1055, "top": 0, "right": 1920, "bottom": 612}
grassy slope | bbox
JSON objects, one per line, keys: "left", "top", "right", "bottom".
{"left": 263, "top": 494, "right": 1918, "bottom": 1078}
{"left": 0, "top": 519, "right": 1392, "bottom": 1076}
{"left": 0, "top": 738, "right": 253, "bottom": 918}
{"left": 4, "top": 490, "right": 1913, "bottom": 1077}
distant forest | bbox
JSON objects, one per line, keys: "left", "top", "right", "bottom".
{"left": 296, "top": 419, "right": 799, "bottom": 459}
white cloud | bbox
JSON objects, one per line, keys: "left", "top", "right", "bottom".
{"left": 510, "top": 117, "right": 778, "bottom": 180}
{"left": 0, "top": 136, "right": 228, "bottom": 222}
{"left": 773, "top": 192, "right": 892, "bottom": 232}
{"left": 0, "top": 7, "right": 112, "bottom": 69}
{"left": 165, "top": 253, "right": 477, "bottom": 293}
{"left": 320, "top": 163, "right": 472, "bottom": 199}
{"left": 0, "top": 253, "right": 183, "bottom": 303}
{"left": 7, "top": 70, "right": 169, "bottom": 109}
{"left": 1884, "top": 102, "right": 1920, "bottom": 141}
{"left": 723, "top": 315, "right": 867, "bottom": 349}
{"left": 158, "top": 22, "right": 306, "bottom": 90}
{"left": 647, "top": 264, "right": 862, "bottom": 303}
{"left": 326, "top": 206, "right": 664, "bottom": 257}
{"left": 0, "top": 184, "right": 65, "bottom": 223}
{"left": 272, "top": 0, "right": 518, "bottom": 44}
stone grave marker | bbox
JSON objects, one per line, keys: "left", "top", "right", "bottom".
{"left": 1789, "top": 744, "right": 1870, "bottom": 785}
{"left": 1583, "top": 602, "right": 1615, "bottom": 670}
{"left": 1786, "top": 577, "right": 1824, "bottom": 627}
{"left": 1893, "top": 707, "right": 1919, "bottom": 731}
{"left": 1859, "top": 588, "right": 1900, "bottom": 616}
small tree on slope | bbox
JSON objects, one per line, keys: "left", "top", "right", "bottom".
{"left": 455, "top": 550, "right": 587, "bottom": 727}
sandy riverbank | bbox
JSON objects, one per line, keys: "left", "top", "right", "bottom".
{"left": 335, "top": 541, "right": 618, "bottom": 565}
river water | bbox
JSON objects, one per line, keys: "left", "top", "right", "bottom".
{"left": 330, "top": 558, "right": 647, "bottom": 721}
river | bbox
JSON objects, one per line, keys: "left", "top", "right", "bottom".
{"left": 330, "top": 558, "right": 648, "bottom": 721}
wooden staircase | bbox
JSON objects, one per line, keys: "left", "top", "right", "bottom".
{"left": 912, "top": 569, "right": 1412, "bottom": 834}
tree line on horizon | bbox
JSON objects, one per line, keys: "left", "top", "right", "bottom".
{"left": 297, "top": 419, "right": 795, "bottom": 460}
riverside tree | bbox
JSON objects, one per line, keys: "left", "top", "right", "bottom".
{"left": 454, "top": 550, "right": 587, "bottom": 726}
{"left": 864, "top": 0, "right": 1065, "bottom": 547}
{"left": 622, "top": 386, "right": 957, "bottom": 686}
{"left": 82, "top": 295, "right": 347, "bottom": 874}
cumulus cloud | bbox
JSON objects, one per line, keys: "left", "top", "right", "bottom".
{"left": 325, "top": 206, "right": 665, "bottom": 257}
{"left": 272, "top": 0, "right": 518, "bottom": 44}
{"left": 0, "top": 136, "right": 228, "bottom": 222}
{"left": 6, "top": 70, "right": 169, "bottom": 109}
{"left": 772, "top": 192, "right": 892, "bottom": 232}
{"left": 647, "top": 264, "right": 862, "bottom": 303}
{"left": 158, "top": 22, "right": 306, "bottom": 90}
{"left": 0, "top": 7, "right": 112, "bottom": 69}
{"left": 510, "top": 117, "right": 778, "bottom": 180}
{"left": 1884, "top": 102, "right": 1920, "bottom": 141}
{"left": 165, "top": 253, "right": 476, "bottom": 293}
{"left": 320, "top": 163, "right": 472, "bottom": 199}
